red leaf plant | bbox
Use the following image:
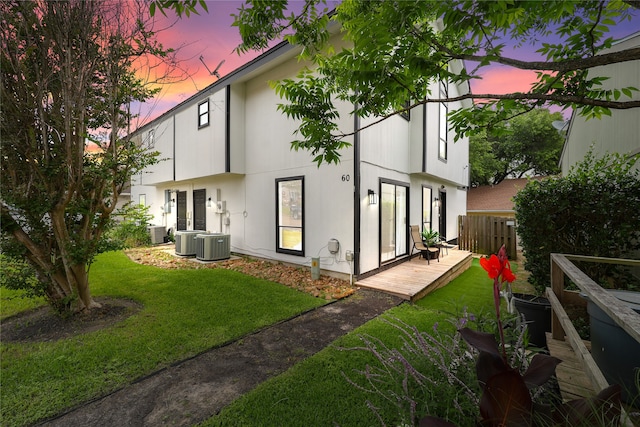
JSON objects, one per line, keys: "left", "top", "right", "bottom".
{"left": 421, "top": 245, "right": 622, "bottom": 427}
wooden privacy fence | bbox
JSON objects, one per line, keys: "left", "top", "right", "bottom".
{"left": 457, "top": 215, "right": 517, "bottom": 259}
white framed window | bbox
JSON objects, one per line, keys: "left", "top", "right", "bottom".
{"left": 198, "top": 99, "right": 209, "bottom": 128}
{"left": 422, "top": 186, "right": 432, "bottom": 231}
{"left": 147, "top": 129, "right": 155, "bottom": 149}
{"left": 276, "top": 176, "right": 304, "bottom": 256}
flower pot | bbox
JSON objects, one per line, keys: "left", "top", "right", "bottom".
{"left": 585, "top": 290, "right": 640, "bottom": 407}
{"left": 512, "top": 293, "right": 551, "bottom": 348}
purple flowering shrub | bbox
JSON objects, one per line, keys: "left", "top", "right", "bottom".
{"left": 344, "top": 246, "right": 622, "bottom": 426}
{"left": 341, "top": 307, "right": 539, "bottom": 426}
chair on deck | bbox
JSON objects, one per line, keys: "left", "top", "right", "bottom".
{"left": 437, "top": 236, "right": 451, "bottom": 256}
{"left": 410, "top": 225, "right": 439, "bottom": 264}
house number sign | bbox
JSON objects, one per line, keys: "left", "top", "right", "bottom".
{"left": 341, "top": 174, "right": 350, "bottom": 182}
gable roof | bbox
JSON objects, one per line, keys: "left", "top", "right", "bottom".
{"left": 466, "top": 177, "right": 546, "bottom": 212}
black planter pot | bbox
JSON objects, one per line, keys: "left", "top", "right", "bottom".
{"left": 512, "top": 293, "right": 552, "bottom": 348}
{"left": 585, "top": 290, "right": 640, "bottom": 407}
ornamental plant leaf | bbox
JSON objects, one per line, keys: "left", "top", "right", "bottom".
{"left": 521, "top": 353, "right": 562, "bottom": 389}
{"left": 479, "top": 369, "right": 533, "bottom": 427}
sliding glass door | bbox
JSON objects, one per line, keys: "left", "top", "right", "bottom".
{"left": 380, "top": 182, "right": 408, "bottom": 263}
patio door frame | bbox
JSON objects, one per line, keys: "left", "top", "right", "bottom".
{"left": 193, "top": 188, "right": 206, "bottom": 231}
{"left": 176, "top": 191, "right": 187, "bottom": 231}
{"left": 379, "top": 179, "right": 409, "bottom": 265}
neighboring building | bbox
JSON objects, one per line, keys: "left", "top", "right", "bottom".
{"left": 466, "top": 178, "right": 542, "bottom": 218}
{"left": 560, "top": 31, "right": 640, "bottom": 174}
{"left": 130, "top": 30, "right": 471, "bottom": 280}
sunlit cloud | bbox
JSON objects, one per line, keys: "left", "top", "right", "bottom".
{"left": 471, "top": 66, "right": 538, "bottom": 95}
{"left": 132, "top": 2, "right": 639, "bottom": 127}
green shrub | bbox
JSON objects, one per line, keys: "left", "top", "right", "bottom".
{"left": 0, "top": 253, "right": 45, "bottom": 298}
{"left": 104, "top": 203, "right": 153, "bottom": 249}
{"left": 514, "top": 151, "right": 640, "bottom": 295}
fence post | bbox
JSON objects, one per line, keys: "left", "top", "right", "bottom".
{"left": 550, "top": 254, "right": 565, "bottom": 340}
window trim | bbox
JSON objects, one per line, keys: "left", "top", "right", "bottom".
{"left": 147, "top": 129, "right": 155, "bottom": 149}
{"left": 379, "top": 178, "right": 410, "bottom": 265}
{"left": 399, "top": 100, "right": 411, "bottom": 121}
{"left": 276, "top": 176, "right": 305, "bottom": 256}
{"left": 198, "top": 99, "right": 210, "bottom": 129}
{"left": 438, "top": 81, "right": 448, "bottom": 161}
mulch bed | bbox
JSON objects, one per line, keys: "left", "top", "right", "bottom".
{"left": 125, "top": 245, "right": 355, "bottom": 300}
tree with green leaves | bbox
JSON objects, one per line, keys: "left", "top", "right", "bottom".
{"left": 156, "top": 0, "right": 640, "bottom": 165}
{"left": 470, "top": 109, "right": 565, "bottom": 186}
{"left": 0, "top": 0, "right": 166, "bottom": 313}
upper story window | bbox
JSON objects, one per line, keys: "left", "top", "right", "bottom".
{"left": 198, "top": 99, "right": 209, "bottom": 128}
{"left": 438, "top": 80, "right": 448, "bottom": 161}
{"left": 276, "top": 176, "right": 304, "bottom": 256}
{"left": 399, "top": 100, "right": 411, "bottom": 121}
{"left": 147, "top": 129, "right": 155, "bottom": 149}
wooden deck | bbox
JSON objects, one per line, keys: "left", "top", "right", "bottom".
{"left": 355, "top": 249, "right": 473, "bottom": 302}
{"left": 546, "top": 333, "right": 596, "bottom": 401}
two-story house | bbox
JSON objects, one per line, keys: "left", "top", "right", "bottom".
{"left": 131, "top": 31, "right": 471, "bottom": 280}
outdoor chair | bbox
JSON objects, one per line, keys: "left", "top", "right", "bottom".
{"left": 410, "top": 225, "right": 439, "bottom": 264}
{"left": 437, "top": 235, "right": 452, "bottom": 256}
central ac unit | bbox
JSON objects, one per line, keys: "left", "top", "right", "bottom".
{"left": 175, "top": 230, "right": 205, "bottom": 256}
{"left": 148, "top": 225, "right": 166, "bottom": 245}
{"left": 196, "top": 233, "right": 230, "bottom": 261}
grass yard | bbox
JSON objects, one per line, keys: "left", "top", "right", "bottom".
{"left": 0, "top": 251, "right": 325, "bottom": 427}
{"left": 202, "top": 259, "right": 498, "bottom": 427}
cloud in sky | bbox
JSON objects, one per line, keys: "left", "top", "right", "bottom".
{"left": 471, "top": 67, "right": 538, "bottom": 95}
{"left": 134, "top": 1, "right": 640, "bottom": 126}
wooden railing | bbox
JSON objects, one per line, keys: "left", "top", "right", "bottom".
{"left": 547, "top": 254, "right": 640, "bottom": 426}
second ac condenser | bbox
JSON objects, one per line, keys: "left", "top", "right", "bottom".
{"left": 196, "top": 233, "right": 231, "bottom": 261}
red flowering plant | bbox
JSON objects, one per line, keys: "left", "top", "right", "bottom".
{"left": 421, "top": 245, "right": 622, "bottom": 427}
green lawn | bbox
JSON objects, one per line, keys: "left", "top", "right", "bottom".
{"left": 202, "top": 259, "right": 496, "bottom": 427}
{"left": 2, "top": 254, "right": 499, "bottom": 427}
{"left": 0, "top": 251, "right": 325, "bottom": 427}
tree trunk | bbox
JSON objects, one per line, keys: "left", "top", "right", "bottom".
{"left": 73, "top": 264, "right": 101, "bottom": 311}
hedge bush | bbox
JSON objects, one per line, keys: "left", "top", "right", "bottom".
{"left": 104, "top": 202, "right": 153, "bottom": 249}
{"left": 514, "top": 151, "right": 640, "bottom": 295}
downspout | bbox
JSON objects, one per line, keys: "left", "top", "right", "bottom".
{"left": 225, "top": 85, "right": 231, "bottom": 173}
{"left": 422, "top": 103, "right": 427, "bottom": 173}
{"left": 173, "top": 114, "right": 176, "bottom": 181}
{"left": 353, "top": 105, "right": 361, "bottom": 276}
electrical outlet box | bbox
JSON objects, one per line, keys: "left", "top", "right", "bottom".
{"left": 328, "top": 238, "right": 339, "bottom": 254}
{"left": 345, "top": 250, "right": 354, "bottom": 262}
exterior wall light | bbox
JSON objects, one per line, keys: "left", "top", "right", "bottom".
{"left": 207, "top": 197, "right": 212, "bottom": 208}
{"left": 368, "top": 189, "right": 378, "bottom": 205}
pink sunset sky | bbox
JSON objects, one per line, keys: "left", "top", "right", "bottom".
{"left": 134, "top": 1, "right": 640, "bottom": 127}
